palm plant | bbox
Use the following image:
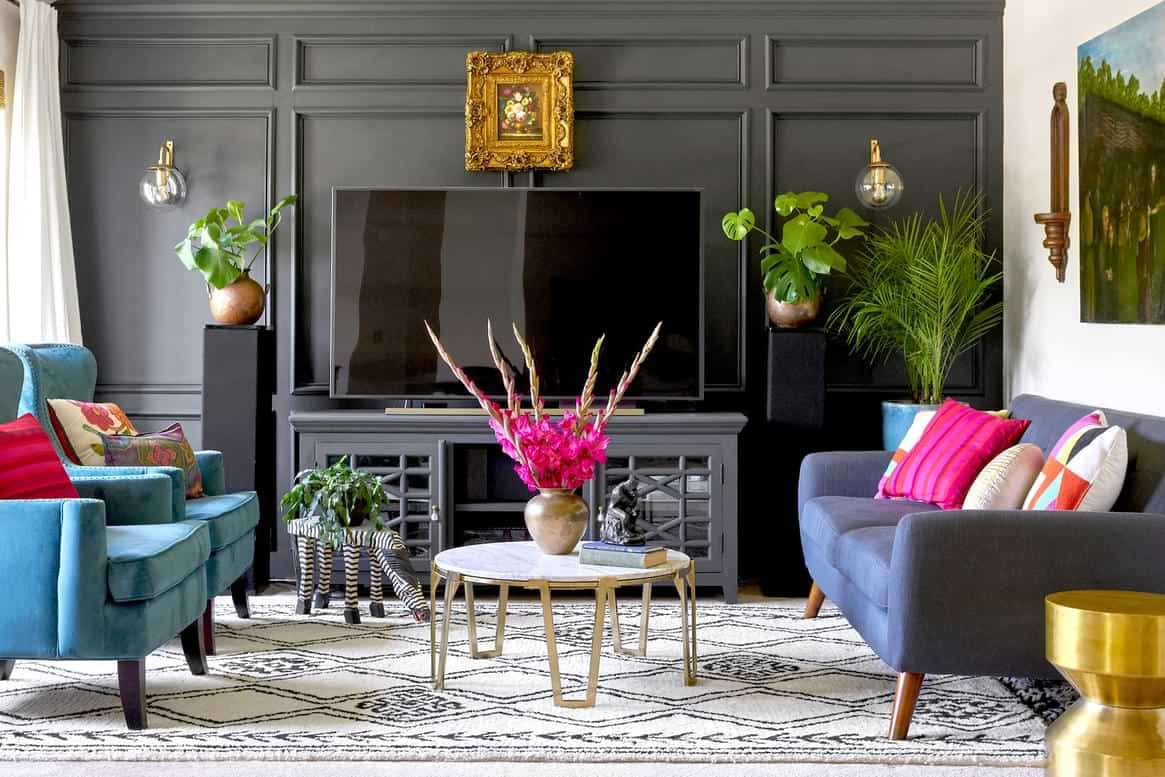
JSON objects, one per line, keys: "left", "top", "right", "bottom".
{"left": 828, "top": 191, "right": 1003, "bottom": 404}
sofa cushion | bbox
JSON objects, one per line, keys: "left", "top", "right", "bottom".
{"left": 102, "top": 422, "right": 203, "bottom": 498}
{"left": 106, "top": 520, "right": 209, "bottom": 603}
{"left": 0, "top": 414, "right": 79, "bottom": 500}
{"left": 834, "top": 527, "right": 895, "bottom": 608}
{"left": 46, "top": 399, "right": 137, "bottom": 466}
{"left": 800, "top": 496, "right": 939, "bottom": 564}
{"left": 184, "top": 491, "right": 259, "bottom": 550}
{"left": 878, "top": 399, "right": 1030, "bottom": 509}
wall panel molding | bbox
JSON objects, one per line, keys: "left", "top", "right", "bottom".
{"left": 530, "top": 35, "right": 748, "bottom": 90}
{"left": 540, "top": 108, "right": 750, "bottom": 391}
{"left": 65, "top": 107, "right": 274, "bottom": 399}
{"left": 56, "top": 1, "right": 1007, "bottom": 20}
{"left": 290, "top": 107, "right": 499, "bottom": 396}
{"left": 63, "top": 35, "right": 276, "bottom": 89}
{"left": 294, "top": 35, "right": 511, "bottom": 88}
{"left": 765, "top": 107, "right": 987, "bottom": 396}
{"left": 766, "top": 34, "right": 984, "bottom": 91}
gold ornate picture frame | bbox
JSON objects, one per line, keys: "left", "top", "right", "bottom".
{"left": 465, "top": 51, "right": 574, "bottom": 172}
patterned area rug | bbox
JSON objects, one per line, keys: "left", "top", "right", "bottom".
{"left": 0, "top": 594, "right": 1070, "bottom": 764}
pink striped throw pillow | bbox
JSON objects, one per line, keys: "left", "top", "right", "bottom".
{"left": 878, "top": 399, "right": 1031, "bottom": 509}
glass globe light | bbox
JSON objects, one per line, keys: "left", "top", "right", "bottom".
{"left": 139, "top": 140, "right": 187, "bottom": 209}
{"left": 854, "top": 138, "right": 904, "bottom": 210}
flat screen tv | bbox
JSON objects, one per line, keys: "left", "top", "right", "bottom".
{"left": 330, "top": 187, "right": 703, "bottom": 401}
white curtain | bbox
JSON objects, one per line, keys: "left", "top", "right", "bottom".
{"left": 0, "top": 1, "right": 17, "bottom": 342}
{"left": 5, "top": 0, "right": 82, "bottom": 344}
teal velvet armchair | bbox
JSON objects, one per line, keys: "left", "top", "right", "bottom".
{"left": 6, "top": 343, "right": 260, "bottom": 654}
{"left": 0, "top": 347, "right": 211, "bottom": 729}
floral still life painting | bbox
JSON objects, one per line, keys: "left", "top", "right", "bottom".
{"left": 498, "top": 84, "right": 543, "bottom": 139}
{"left": 1078, "top": 0, "right": 1165, "bottom": 323}
{"left": 465, "top": 50, "right": 573, "bottom": 171}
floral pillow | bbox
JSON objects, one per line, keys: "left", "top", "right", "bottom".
{"left": 101, "top": 422, "right": 203, "bottom": 498}
{"left": 47, "top": 399, "right": 138, "bottom": 466}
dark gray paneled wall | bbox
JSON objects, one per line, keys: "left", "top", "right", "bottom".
{"left": 57, "top": 0, "right": 1004, "bottom": 580}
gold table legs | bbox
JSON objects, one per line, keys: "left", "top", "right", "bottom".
{"left": 429, "top": 561, "right": 698, "bottom": 707}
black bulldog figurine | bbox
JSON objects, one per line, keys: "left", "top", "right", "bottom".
{"left": 599, "top": 478, "right": 646, "bottom": 545}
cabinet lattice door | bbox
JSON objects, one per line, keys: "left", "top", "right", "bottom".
{"left": 601, "top": 451, "right": 721, "bottom": 569}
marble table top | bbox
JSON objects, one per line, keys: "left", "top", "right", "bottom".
{"left": 434, "top": 541, "right": 690, "bottom": 583}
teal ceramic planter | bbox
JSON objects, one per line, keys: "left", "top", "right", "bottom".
{"left": 881, "top": 400, "right": 940, "bottom": 450}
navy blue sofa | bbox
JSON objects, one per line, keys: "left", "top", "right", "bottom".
{"left": 798, "top": 394, "right": 1165, "bottom": 739}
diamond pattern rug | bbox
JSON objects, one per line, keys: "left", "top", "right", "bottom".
{"left": 0, "top": 593, "right": 1069, "bottom": 764}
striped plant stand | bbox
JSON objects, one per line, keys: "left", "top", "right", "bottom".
{"left": 287, "top": 518, "right": 430, "bottom": 623}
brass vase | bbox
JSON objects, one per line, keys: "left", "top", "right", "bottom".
{"left": 209, "top": 270, "right": 266, "bottom": 326}
{"left": 524, "top": 489, "right": 589, "bottom": 555}
{"left": 766, "top": 289, "right": 822, "bottom": 328}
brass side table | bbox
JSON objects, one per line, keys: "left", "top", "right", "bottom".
{"left": 1046, "top": 590, "right": 1165, "bottom": 776}
{"left": 430, "top": 541, "right": 697, "bottom": 708}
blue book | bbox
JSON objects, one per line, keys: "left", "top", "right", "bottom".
{"left": 581, "top": 541, "right": 664, "bottom": 554}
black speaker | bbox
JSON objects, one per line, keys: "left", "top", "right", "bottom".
{"left": 766, "top": 327, "right": 827, "bottom": 431}
{"left": 201, "top": 325, "right": 276, "bottom": 589}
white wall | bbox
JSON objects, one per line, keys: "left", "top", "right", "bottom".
{"left": 1004, "top": 0, "right": 1165, "bottom": 416}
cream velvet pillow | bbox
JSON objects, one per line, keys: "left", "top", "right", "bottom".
{"left": 963, "top": 443, "right": 1045, "bottom": 510}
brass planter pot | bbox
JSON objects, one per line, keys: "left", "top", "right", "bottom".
{"left": 524, "top": 489, "right": 589, "bottom": 555}
{"left": 209, "top": 271, "right": 266, "bottom": 326}
{"left": 766, "top": 289, "right": 822, "bottom": 329}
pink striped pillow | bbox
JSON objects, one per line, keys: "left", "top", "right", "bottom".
{"left": 878, "top": 399, "right": 1031, "bottom": 509}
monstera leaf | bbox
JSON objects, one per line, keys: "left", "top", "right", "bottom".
{"left": 721, "top": 208, "right": 756, "bottom": 241}
{"left": 175, "top": 195, "right": 298, "bottom": 289}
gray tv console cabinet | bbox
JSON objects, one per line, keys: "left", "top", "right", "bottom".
{"left": 289, "top": 411, "right": 746, "bottom": 601}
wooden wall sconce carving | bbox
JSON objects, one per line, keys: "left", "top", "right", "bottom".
{"left": 1034, "top": 82, "right": 1071, "bottom": 283}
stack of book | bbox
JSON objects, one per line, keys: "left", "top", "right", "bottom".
{"left": 579, "top": 541, "right": 667, "bottom": 569}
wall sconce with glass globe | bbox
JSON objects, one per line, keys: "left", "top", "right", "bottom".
{"left": 855, "top": 138, "right": 904, "bottom": 210}
{"left": 139, "top": 140, "right": 187, "bottom": 209}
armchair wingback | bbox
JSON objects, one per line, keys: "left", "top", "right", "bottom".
{"left": 798, "top": 394, "right": 1165, "bottom": 740}
{"left": 0, "top": 346, "right": 211, "bottom": 729}
{"left": 5, "top": 343, "right": 260, "bottom": 654}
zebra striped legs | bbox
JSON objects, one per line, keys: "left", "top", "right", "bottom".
{"left": 295, "top": 536, "right": 315, "bottom": 615}
{"left": 369, "top": 552, "right": 385, "bottom": 618}
{"left": 313, "top": 543, "right": 333, "bottom": 610}
{"left": 343, "top": 545, "right": 361, "bottom": 624}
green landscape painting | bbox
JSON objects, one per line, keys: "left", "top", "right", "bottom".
{"left": 1079, "top": 1, "right": 1165, "bottom": 324}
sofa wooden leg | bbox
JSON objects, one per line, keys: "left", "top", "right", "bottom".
{"left": 201, "top": 600, "right": 216, "bottom": 656}
{"left": 0, "top": 660, "right": 13, "bottom": 680}
{"left": 231, "top": 575, "right": 251, "bottom": 619}
{"left": 889, "top": 671, "right": 925, "bottom": 740}
{"left": 117, "top": 660, "right": 148, "bottom": 730}
{"left": 804, "top": 582, "right": 826, "bottom": 619}
{"left": 180, "top": 619, "right": 208, "bottom": 676}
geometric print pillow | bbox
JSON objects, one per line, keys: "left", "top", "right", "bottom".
{"left": 1023, "top": 410, "right": 1129, "bottom": 512}
{"left": 101, "top": 422, "right": 204, "bottom": 498}
{"left": 46, "top": 398, "right": 138, "bottom": 466}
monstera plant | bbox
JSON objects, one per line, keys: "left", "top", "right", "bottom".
{"left": 175, "top": 194, "right": 297, "bottom": 325}
{"left": 722, "top": 191, "right": 868, "bottom": 328}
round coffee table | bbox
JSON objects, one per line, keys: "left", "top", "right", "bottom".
{"left": 430, "top": 541, "right": 696, "bottom": 708}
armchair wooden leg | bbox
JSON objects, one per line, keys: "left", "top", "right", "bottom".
{"left": 804, "top": 582, "right": 826, "bottom": 619}
{"left": 180, "top": 619, "right": 208, "bottom": 675}
{"left": 201, "top": 601, "right": 216, "bottom": 656}
{"left": 0, "top": 660, "right": 13, "bottom": 680}
{"left": 117, "top": 660, "right": 148, "bottom": 730}
{"left": 230, "top": 575, "right": 251, "bottom": 619}
{"left": 889, "top": 671, "right": 924, "bottom": 740}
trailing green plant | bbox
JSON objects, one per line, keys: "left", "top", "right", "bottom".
{"left": 175, "top": 195, "right": 297, "bottom": 289}
{"left": 827, "top": 190, "right": 1003, "bottom": 405}
{"left": 721, "top": 192, "right": 869, "bottom": 303}
{"left": 280, "top": 456, "right": 386, "bottom": 549}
